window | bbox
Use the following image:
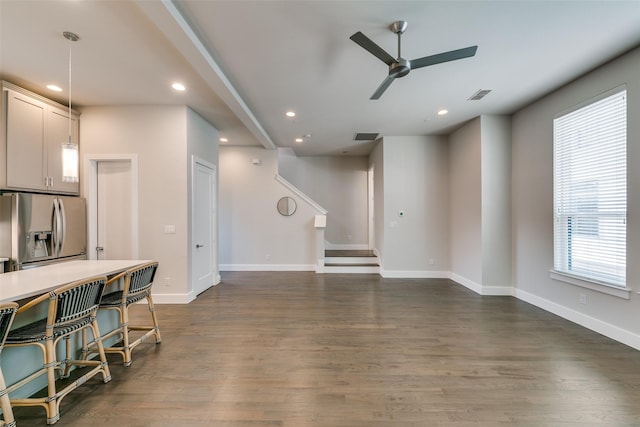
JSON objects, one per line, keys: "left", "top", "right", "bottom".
{"left": 553, "top": 87, "right": 627, "bottom": 288}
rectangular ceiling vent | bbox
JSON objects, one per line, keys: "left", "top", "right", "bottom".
{"left": 354, "top": 132, "right": 379, "bottom": 141}
{"left": 468, "top": 89, "right": 492, "bottom": 101}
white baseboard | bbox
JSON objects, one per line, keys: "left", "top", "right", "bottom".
{"left": 220, "top": 263, "right": 315, "bottom": 272}
{"left": 448, "top": 273, "right": 513, "bottom": 296}
{"left": 513, "top": 288, "right": 640, "bottom": 351}
{"left": 151, "top": 291, "right": 196, "bottom": 304}
{"left": 381, "top": 269, "right": 449, "bottom": 279}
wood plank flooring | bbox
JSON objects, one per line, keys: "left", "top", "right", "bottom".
{"left": 9, "top": 271, "right": 640, "bottom": 426}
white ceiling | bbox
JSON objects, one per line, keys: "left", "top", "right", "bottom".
{"left": 2, "top": 0, "right": 640, "bottom": 156}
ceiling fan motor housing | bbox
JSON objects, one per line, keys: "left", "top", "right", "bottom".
{"left": 390, "top": 58, "right": 410, "bottom": 78}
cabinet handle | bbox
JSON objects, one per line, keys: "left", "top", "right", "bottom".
{"left": 50, "top": 177, "right": 53, "bottom": 187}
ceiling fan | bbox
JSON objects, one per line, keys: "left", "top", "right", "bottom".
{"left": 350, "top": 21, "right": 478, "bottom": 100}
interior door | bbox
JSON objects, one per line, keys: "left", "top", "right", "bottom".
{"left": 96, "top": 160, "right": 133, "bottom": 260}
{"left": 192, "top": 158, "right": 217, "bottom": 295}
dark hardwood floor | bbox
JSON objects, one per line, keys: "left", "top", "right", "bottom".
{"left": 10, "top": 272, "right": 640, "bottom": 426}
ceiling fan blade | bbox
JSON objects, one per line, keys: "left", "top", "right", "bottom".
{"left": 410, "top": 45, "right": 478, "bottom": 69}
{"left": 350, "top": 31, "right": 396, "bottom": 66}
{"left": 370, "top": 75, "right": 395, "bottom": 100}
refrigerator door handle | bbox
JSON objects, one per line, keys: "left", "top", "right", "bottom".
{"left": 58, "top": 198, "right": 66, "bottom": 256}
{"left": 52, "top": 198, "right": 62, "bottom": 256}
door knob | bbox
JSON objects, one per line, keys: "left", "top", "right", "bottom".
{"left": 196, "top": 244, "right": 204, "bottom": 248}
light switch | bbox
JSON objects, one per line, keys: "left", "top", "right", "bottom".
{"left": 164, "top": 225, "right": 176, "bottom": 234}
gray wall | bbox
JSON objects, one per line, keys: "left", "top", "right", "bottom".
{"left": 480, "top": 115, "right": 512, "bottom": 292}
{"left": 80, "top": 105, "right": 218, "bottom": 302}
{"left": 219, "top": 146, "right": 319, "bottom": 270}
{"left": 511, "top": 46, "right": 640, "bottom": 347}
{"left": 377, "top": 136, "right": 450, "bottom": 276}
{"left": 278, "top": 150, "right": 368, "bottom": 247}
{"left": 449, "top": 118, "right": 482, "bottom": 285}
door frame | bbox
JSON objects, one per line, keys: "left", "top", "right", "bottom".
{"left": 84, "top": 154, "right": 139, "bottom": 260}
{"left": 191, "top": 155, "right": 218, "bottom": 294}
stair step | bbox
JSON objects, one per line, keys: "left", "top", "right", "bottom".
{"left": 321, "top": 249, "right": 380, "bottom": 274}
{"left": 325, "top": 250, "right": 375, "bottom": 257}
{"left": 325, "top": 256, "right": 378, "bottom": 265}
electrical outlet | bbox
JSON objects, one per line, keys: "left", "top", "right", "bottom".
{"left": 579, "top": 293, "right": 587, "bottom": 305}
{"left": 164, "top": 277, "right": 171, "bottom": 287}
{"left": 429, "top": 258, "right": 434, "bottom": 265}
{"left": 265, "top": 254, "right": 271, "bottom": 261}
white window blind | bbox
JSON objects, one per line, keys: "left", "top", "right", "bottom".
{"left": 553, "top": 88, "right": 627, "bottom": 288}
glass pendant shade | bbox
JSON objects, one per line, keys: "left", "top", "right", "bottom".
{"left": 62, "top": 138, "right": 79, "bottom": 183}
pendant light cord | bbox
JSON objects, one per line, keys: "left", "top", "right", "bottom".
{"left": 63, "top": 31, "right": 79, "bottom": 145}
{"left": 68, "top": 37, "right": 72, "bottom": 144}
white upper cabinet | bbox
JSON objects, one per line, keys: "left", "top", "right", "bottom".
{"left": 1, "top": 82, "right": 80, "bottom": 195}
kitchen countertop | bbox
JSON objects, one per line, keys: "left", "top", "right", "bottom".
{"left": 0, "top": 259, "right": 151, "bottom": 302}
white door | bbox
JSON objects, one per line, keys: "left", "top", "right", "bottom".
{"left": 192, "top": 157, "right": 217, "bottom": 295}
{"left": 368, "top": 164, "right": 375, "bottom": 250}
{"left": 96, "top": 160, "right": 134, "bottom": 260}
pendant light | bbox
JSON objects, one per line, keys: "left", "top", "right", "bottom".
{"left": 62, "top": 31, "right": 79, "bottom": 183}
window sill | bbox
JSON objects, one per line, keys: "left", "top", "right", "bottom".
{"left": 550, "top": 270, "right": 631, "bottom": 300}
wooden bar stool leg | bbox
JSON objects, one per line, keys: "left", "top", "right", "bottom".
{"left": 147, "top": 295, "right": 162, "bottom": 344}
{"left": 89, "top": 318, "right": 112, "bottom": 383}
{"left": 0, "top": 366, "right": 16, "bottom": 427}
{"left": 44, "top": 338, "right": 59, "bottom": 424}
{"left": 121, "top": 305, "right": 132, "bottom": 367}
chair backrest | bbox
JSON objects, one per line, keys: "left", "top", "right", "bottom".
{"left": 125, "top": 262, "right": 159, "bottom": 298}
{"left": 51, "top": 276, "right": 107, "bottom": 326}
{"left": 0, "top": 302, "right": 18, "bottom": 349}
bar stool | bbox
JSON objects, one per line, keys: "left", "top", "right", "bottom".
{"left": 0, "top": 302, "right": 18, "bottom": 427}
{"left": 5, "top": 276, "right": 111, "bottom": 425}
{"left": 91, "top": 261, "right": 161, "bottom": 366}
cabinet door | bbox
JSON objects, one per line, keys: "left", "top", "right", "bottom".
{"left": 5, "top": 90, "right": 47, "bottom": 191}
{"left": 47, "top": 108, "right": 79, "bottom": 194}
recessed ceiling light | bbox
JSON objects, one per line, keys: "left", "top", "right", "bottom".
{"left": 286, "top": 111, "right": 296, "bottom": 118}
{"left": 437, "top": 109, "right": 448, "bottom": 116}
{"left": 172, "top": 82, "right": 186, "bottom": 91}
{"left": 47, "top": 84, "right": 63, "bottom": 92}
{"left": 219, "top": 137, "right": 228, "bottom": 143}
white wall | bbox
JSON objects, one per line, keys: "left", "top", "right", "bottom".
{"left": 80, "top": 106, "right": 190, "bottom": 300}
{"left": 278, "top": 151, "right": 368, "bottom": 247}
{"left": 378, "top": 136, "right": 450, "bottom": 276}
{"left": 219, "top": 146, "right": 319, "bottom": 270}
{"left": 512, "top": 46, "right": 640, "bottom": 348}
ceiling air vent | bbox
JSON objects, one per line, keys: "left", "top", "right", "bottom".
{"left": 468, "top": 89, "right": 492, "bottom": 101}
{"left": 354, "top": 132, "right": 379, "bottom": 141}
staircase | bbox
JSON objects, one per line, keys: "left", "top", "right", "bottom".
{"left": 323, "top": 250, "right": 380, "bottom": 274}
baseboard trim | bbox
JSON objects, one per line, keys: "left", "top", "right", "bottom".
{"left": 448, "top": 273, "right": 513, "bottom": 296}
{"left": 151, "top": 291, "right": 196, "bottom": 304}
{"left": 513, "top": 288, "right": 640, "bottom": 351}
{"left": 220, "top": 263, "right": 315, "bottom": 272}
{"left": 381, "top": 269, "right": 449, "bottom": 279}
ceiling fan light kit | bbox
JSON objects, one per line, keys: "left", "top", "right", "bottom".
{"left": 350, "top": 20, "right": 478, "bottom": 100}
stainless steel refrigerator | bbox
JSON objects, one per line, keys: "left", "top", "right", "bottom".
{"left": 0, "top": 193, "right": 87, "bottom": 271}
